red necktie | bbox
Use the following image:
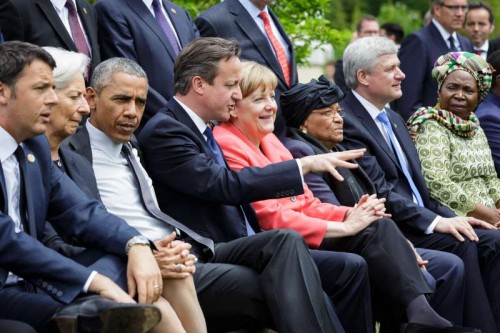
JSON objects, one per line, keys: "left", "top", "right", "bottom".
{"left": 258, "top": 11, "right": 290, "bottom": 87}
{"left": 474, "top": 49, "right": 484, "bottom": 56}
{"left": 65, "top": 0, "right": 90, "bottom": 58}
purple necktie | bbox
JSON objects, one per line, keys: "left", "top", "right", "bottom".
{"left": 151, "top": 0, "right": 180, "bottom": 55}
{"left": 65, "top": 0, "right": 90, "bottom": 57}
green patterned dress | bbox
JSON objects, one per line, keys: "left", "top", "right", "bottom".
{"left": 412, "top": 117, "right": 500, "bottom": 216}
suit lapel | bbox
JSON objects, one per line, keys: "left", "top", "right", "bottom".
{"left": 0, "top": 162, "right": 6, "bottom": 214}
{"left": 36, "top": 0, "right": 77, "bottom": 51}
{"left": 19, "top": 147, "right": 38, "bottom": 238}
{"left": 75, "top": 0, "right": 95, "bottom": 50}
{"left": 124, "top": 0, "right": 177, "bottom": 62}
{"left": 228, "top": 0, "right": 288, "bottom": 87}
{"left": 68, "top": 125, "right": 93, "bottom": 163}
{"left": 163, "top": 1, "right": 187, "bottom": 47}
{"left": 428, "top": 23, "right": 451, "bottom": 54}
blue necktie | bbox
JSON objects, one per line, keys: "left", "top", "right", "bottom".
{"left": 448, "top": 36, "right": 459, "bottom": 52}
{"left": 376, "top": 111, "right": 424, "bottom": 206}
{"left": 151, "top": 0, "right": 180, "bottom": 55}
{"left": 203, "top": 127, "right": 256, "bottom": 236}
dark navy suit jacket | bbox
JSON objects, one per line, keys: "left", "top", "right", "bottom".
{"left": 1, "top": 0, "right": 101, "bottom": 75}
{"left": 0, "top": 135, "right": 139, "bottom": 303}
{"left": 195, "top": 0, "right": 297, "bottom": 136}
{"left": 395, "top": 21, "right": 473, "bottom": 120}
{"left": 138, "top": 98, "right": 304, "bottom": 245}
{"left": 95, "top": 0, "right": 199, "bottom": 128}
{"left": 340, "top": 92, "right": 455, "bottom": 233}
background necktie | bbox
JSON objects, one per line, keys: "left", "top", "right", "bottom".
{"left": 376, "top": 111, "right": 424, "bottom": 206}
{"left": 151, "top": 0, "right": 181, "bottom": 55}
{"left": 203, "top": 127, "right": 256, "bottom": 236}
{"left": 258, "top": 11, "right": 291, "bottom": 87}
{"left": 65, "top": 0, "right": 90, "bottom": 57}
{"left": 448, "top": 36, "right": 459, "bottom": 52}
{"left": 121, "top": 143, "right": 214, "bottom": 256}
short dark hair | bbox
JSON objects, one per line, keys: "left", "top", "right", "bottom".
{"left": 356, "top": 15, "right": 378, "bottom": 33}
{"left": 0, "top": 41, "right": 55, "bottom": 88}
{"left": 487, "top": 50, "right": 500, "bottom": 88}
{"left": 381, "top": 22, "right": 405, "bottom": 44}
{"left": 174, "top": 37, "right": 241, "bottom": 95}
{"left": 465, "top": 2, "right": 494, "bottom": 25}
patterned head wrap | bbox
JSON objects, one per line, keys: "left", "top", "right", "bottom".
{"left": 281, "top": 75, "right": 344, "bottom": 128}
{"left": 432, "top": 51, "right": 493, "bottom": 102}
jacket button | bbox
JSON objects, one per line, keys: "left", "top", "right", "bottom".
{"left": 57, "top": 291, "right": 63, "bottom": 297}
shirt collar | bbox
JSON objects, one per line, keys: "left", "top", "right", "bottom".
{"left": 432, "top": 18, "right": 458, "bottom": 43}
{"left": 142, "top": 0, "right": 153, "bottom": 10}
{"left": 475, "top": 39, "right": 489, "bottom": 52}
{"left": 0, "top": 126, "right": 17, "bottom": 163}
{"left": 174, "top": 97, "right": 208, "bottom": 135}
{"left": 86, "top": 120, "right": 124, "bottom": 159}
{"left": 51, "top": 0, "right": 74, "bottom": 12}
{"left": 352, "top": 90, "right": 385, "bottom": 121}
{"left": 239, "top": 0, "right": 269, "bottom": 19}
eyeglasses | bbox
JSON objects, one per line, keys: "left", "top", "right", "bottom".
{"left": 311, "top": 108, "right": 344, "bottom": 119}
{"left": 440, "top": 3, "right": 468, "bottom": 12}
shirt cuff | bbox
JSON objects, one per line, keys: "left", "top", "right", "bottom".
{"left": 295, "top": 159, "right": 305, "bottom": 185}
{"left": 83, "top": 271, "right": 98, "bottom": 293}
{"left": 424, "top": 216, "right": 441, "bottom": 234}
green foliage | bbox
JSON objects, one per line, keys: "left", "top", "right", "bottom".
{"left": 377, "top": 2, "right": 423, "bottom": 37}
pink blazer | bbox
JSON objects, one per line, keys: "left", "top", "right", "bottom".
{"left": 214, "top": 122, "right": 349, "bottom": 248}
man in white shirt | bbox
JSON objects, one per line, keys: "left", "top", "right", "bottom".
{"left": 396, "top": 0, "right": 473, "bottom": 120}
{"left": 464, "top": 2, "right": 500, "bottom": 59}
{"left": 0, "top": 41, "right": 162, "bottom": 332}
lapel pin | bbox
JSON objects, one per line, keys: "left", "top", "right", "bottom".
{"left": 171, "top": 8, "right": 176, "bottom": 14}
{"left": 83, "top": 8, "right": 87, "bottom": 14}
{"left": 27, "top": 154, "right": 35, "bottom": 163}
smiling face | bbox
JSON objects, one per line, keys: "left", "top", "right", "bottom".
{"left": 46, "top": 73, "right": 89, "bottom": 144}
{"left": 302, "top": 103, "right": 344, "bottom": 150}
{"left": 231, "top": 84, "right": 277, "bottom": 147}
{"left": 361, "top": 53, "right": 405, "bottom": 109}
{"left": 202, "top": 56, "right": 242, "bottom": 123}
{"left": 87, "top": 72, "right": 148, "bottom": 143}
{"left": 438, "top": 69, "right": 479, "bottom": 119}
{"left": 0, "top": 59, "right": 58, "bottom": 142}
{"left": 464, "top": 7, "right": 494, "bottom": 47}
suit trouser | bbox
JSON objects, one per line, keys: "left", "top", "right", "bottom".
{"left": 406, "top": 229, "right": 500, "bottom": 333}
{"left": 321, "top": 219, "right": 433, "bottom": 307}
{"left": 194, "top": 229, "right": 346, "bottom": 333}
{"left": 0, "top": 250, "right": 125, "bottom": 332}
{"left": 0, "top": 319, "right": 36, "bottom": 333}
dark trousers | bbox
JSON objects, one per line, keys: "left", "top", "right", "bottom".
{"left": 0, "top": 320, "right": 36, "bottom": 333}
{"left": 0, "top": 251, "right": 125, "bottom": 332}
{"left": 321, "top": 219, "right": 432, "bottom": 307}
{"left": 194, "top": 229, "right": 345, "bottom": 333}
{"left": 407, "top": 229, "right": 500, "bottom": 333}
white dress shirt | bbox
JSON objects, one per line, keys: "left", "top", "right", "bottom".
{"left": 86, "top": 121, "right": 174, "bottom": 241}
{"left": 50, "top": 0, "right": 91, "bottom": 54}
{"left": 474, "top": 40, "right": 489, "bottom": 60}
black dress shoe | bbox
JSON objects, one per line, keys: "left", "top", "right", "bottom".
{"left": 402, "top": 323, "right": 481, "bottom": 333}
{"left": 52, "top": 296, "right": 161, "bottom": 333}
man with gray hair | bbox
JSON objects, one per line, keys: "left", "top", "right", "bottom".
{"left": 396, "top": 0, "right": 473, "bottom": 120}
{"left": 341, "top": 35, "right": 500, "bottom": 332}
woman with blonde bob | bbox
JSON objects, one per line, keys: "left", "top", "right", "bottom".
{"left": 214, "top": 61, "right": 465, "bottom": 333}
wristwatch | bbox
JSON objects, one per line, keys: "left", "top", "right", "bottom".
{"left": 125, "top": 235, "right": 151, "bottom": 255}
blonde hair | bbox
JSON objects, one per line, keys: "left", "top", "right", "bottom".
{"left": 239, "top": 61, "right": 278, "bottom": 98}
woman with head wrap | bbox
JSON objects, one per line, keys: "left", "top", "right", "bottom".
{"left": 214, "top": 61, "right": 464, "bottom": 333}
{"left": 407, "top": 52, "right": 500, "bottom": 225}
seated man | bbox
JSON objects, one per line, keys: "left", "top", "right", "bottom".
{"left": 0, "top": 42, "right": 162, "bottom": 332}
{"left": 139, "top": 37, "right": 374, "bottom": 333}
{"left": 64, "top": 56, "right": 362, "bottom": 333}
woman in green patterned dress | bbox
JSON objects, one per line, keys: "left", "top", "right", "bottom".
{"left": 407, "top": 51, "right": 500, "bottom": 225}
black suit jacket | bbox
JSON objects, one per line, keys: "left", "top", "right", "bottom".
{"left": 96, "top": 0, "right": 199, "bottom": 129}
{"left": 138, "top": 99, "right": 304, "bottom": 244}
{"left": 395, "top": 22, "right": 473, "bottom": 120}
{"left": 340, "top": 92, "right": 455, "bottom": 233}
{"left": 0, "top": 135, "right": 139, "bottom": 303}
{"left": 488, "top": 37, "right": 500, "bottom": 57}
{"left": 195, "top": 0, "right": 297, "bottom": 137}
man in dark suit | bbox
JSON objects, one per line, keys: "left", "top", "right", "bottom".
{"left": 0, "top": 41, "right": 163, "bottom": 333}
{"left": 340, "top": 35, "right": 500, "bottom": 333}
{"left": 0, "top": 0, "right": 100, "bottom": 77}
{"left": 464, "top": 2, "right": 499, "bottom": 59}
{"left": 476, "top": 50, "right": 500, "bottom": 177}
{"left": 95, "top": 0, "right": 199, "bottom": 130}
{"left": 195, "top": 0, "right": 297, "bottom": 137}
{"left": 396, "top": 0, "right": 473, "bottom": 120}
{"left": 139, "top": 37, "right": 379, "bottom": 333}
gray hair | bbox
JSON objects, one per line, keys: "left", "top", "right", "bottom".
{"left": 43, "top": 47, "right": 89, "bottom": 89}
{"left": 343, "top": 36, "right": 398, "bottom": 89}
{"left": 90, "top": 57, "right": 148, "bottom": 94}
